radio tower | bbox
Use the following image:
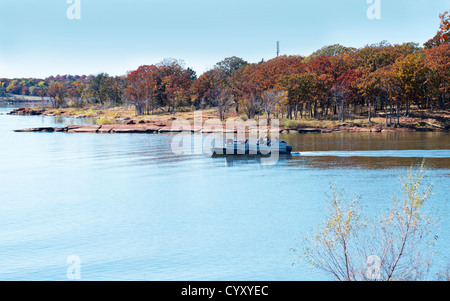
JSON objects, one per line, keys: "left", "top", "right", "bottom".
{"left": 276, "top": 41, "right": 280, "bottom": 57}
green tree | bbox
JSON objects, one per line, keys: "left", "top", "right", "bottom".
{"left": 215, "top": 56, "right": 248, "bottom": 76}
{"left": 303, "top": 44, "right": 356, "bottom": 63}
{"left": 0, "top": 82, "right": 6, "bottom": 97}
{"left": 89, "top": 73, "right": 110, "bottom": 105}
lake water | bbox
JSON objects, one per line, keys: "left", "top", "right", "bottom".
{"left": 0, "top": 104, "right": 449, "bottom": 280}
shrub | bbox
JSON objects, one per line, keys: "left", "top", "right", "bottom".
{"left": 284, "top": 119, "right": 299, "bottom": 128}
{"left": 300, "top": 162, "right": 439, "bottom": 281}
{"left": 96, "top": 116, "right": 118, "bottom": 125}
{"left": 68, "top": 100, "right": 78, "bottom": 108}
{"left": 239, "top": 114, "right": 248, "bottom": 121}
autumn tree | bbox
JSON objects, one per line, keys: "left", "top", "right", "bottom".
{"left": 158, "top": 59, "right": 193, "bottom": 114}
{"left": 125, "top": 65, "right": 157, "bottom": 115}
{"left": 216, "top": 88, "right": 234, "bottom": 121}
{"left": 191, "top": 63, "right": 231, "bottom": 110}
{"left": 47, "top": 82, "right": 66, "bottom": 108}
{"left": 232, "top": 55, "right": 305, "bottom": 115}
{"left": 261, "top": 90, "right": 287, "bottom": 121}
{"left": 424, "top": 11, "right": 450, "bottom": 49}
{"left": 354, "top": 42, "right": 403, "bottom": 123}
{"left": 391, "top": 53, "right": 428, "bottom": 118}
{"left": 296, "top": 73, "right": 318, "bottom": 119}
{"left": 314, "top": 74, "right": 334, "bottom": 119}
{"left": 67, "top": 82, "right": 81, "bottom": 107}
{"left": 277, "top": 74, "right": 301, "bottom": 120}
{"left": 426, "top": 44, "right": 450, "bottom": 109}
{"left": 305, "top": 56, "right": 335, "bottom": 119}
{"left": 358, "top": 69, "right": 385, "bottom": 123}
{"left": 333, "top": 68, "right": 363, "bottom": 122}
{"left": 125, "top": 59, "right": 194, "bottom": 115}
{"left": 2, "top": 37, "right": 448, "bottom": 123}
{"left": 191, "top": 69, "right": 218, "bottom": 108}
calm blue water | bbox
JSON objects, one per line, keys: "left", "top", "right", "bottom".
{"left": 0, "top": 105, "right": 449, "bottom": 280}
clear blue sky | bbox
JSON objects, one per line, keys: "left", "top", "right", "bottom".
{"left": 0, "top": 0, "right": 448, "bottom": 78}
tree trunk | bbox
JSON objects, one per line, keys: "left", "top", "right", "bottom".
{"left": 373, "top": 99, "right": 377, "bottom": 117}
{"left": 313, "top": 101, "right": 317, "bottom": 118}
{"left": 385, "top": 100, "right": 388, "bottom": 126}
{"left": 396, "top": 100, "right": 400, "bottom": 127}
{"left": 334, "top": 99, "right": 338, "bottom": 116}
{"left": 389, "top": 101, "right": 392, "bottom": 126}
{"left": 405, "top": 99, "right": 410, "bottom": 117}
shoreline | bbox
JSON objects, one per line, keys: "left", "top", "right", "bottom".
{"left": 8, "top": 107, "right": 449, "bottom": 134}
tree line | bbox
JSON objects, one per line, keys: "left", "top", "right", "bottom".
{"left": 1, "top": 11, "right": 448, "bottom": 126}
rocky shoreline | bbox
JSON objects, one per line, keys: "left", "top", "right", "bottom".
{"left": 12, "top": 123, "right": 437, "bottom": 135}
{"left": 12, "top": 124, "right": 322, "bottom": 134}
{"left": 8, "top": 107, "right": 46, "bottom": 116}
{"left": 8, "top": 107, "right": 449, "bottom": 134}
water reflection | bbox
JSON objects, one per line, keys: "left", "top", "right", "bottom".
{"left": 213, "top": 152, "right": 450, "bottom": 170}
{"left": 282, "top": 132, "right": 450, "bottom": 152}
{"left": 290, "top": 156, "right": 450, "bottom": 170}
{"left": 277, "top": 132, "right": 450, "bottom": 169}
{"left": 111, "top": 133, "right": 450, "bottom": 170}
{"left": 213, "top": 154, "right": 293, "bottom": 167}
